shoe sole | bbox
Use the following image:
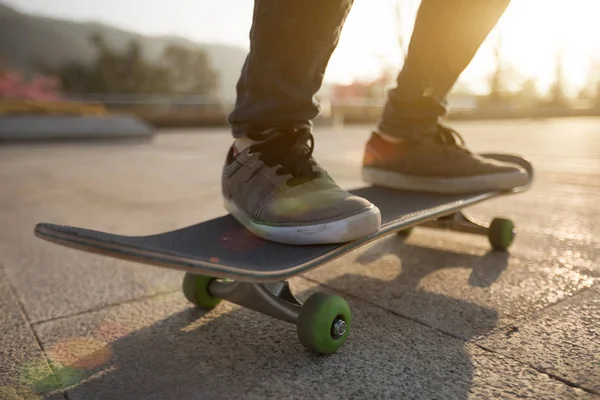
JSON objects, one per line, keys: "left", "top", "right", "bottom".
{"left": 224, "top": 199, "right": 382, "bottom": 245}
{"left": 362, "top": 167, "right": 530, "bottom": 194}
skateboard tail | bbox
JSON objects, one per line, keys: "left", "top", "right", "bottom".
{"left": 34, "top": 223, "right": 211, "bottom": 274}
{"left": 34, "top": 223, "right": 284, "bottom": 282}
{"left": 33, "top": 223, "right": 349, "bottom": 283}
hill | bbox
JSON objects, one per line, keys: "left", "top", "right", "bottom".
{"left": 0, "top": 2, "right": 248, "bottom": 102}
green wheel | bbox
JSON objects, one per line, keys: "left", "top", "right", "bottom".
{"left": 182, "top": 272, "right": 222, "bottom": 309}
{"left": 297, "top": 292, "right": 352, "bottom": 355}
{"left": 397, "top": 227, "right": 414, "bottom": 237}
{"left": 488, "top": 218, "right": 516, "bottom": 251}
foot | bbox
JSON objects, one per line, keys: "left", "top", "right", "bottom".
{"left": 362, "top": 125, "right": 530, "bottom": 193}
{"left": 222, "top": 127, "right": 381, "bottom": 245}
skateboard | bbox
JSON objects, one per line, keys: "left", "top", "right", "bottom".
{"left": 35, "top": 153, "right": 533, "bottom": 355}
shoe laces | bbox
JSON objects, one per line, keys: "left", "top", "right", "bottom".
{"left": 246, "top": 127, "right": 320, "bottom": 184}
{"left": 434, "top": 124, "right": 470, "bottom": 154}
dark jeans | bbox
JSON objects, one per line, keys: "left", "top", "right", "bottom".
{"left": 228, "top": 0, "right": 511, "bottom": 139}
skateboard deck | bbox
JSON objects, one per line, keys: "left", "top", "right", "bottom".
{"left": 35, "top": 153, "right": 533, "bottom": 283}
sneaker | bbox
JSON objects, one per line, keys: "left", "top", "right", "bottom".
{"left": 362, "top": 125, "right": 530, "bottom": 193}
{"left": 222, "top": 127, "right": 381, "bottom": 245}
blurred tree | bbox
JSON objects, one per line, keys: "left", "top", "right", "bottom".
{"left": 515, "top": 78, "right": 539, "bottom": 110}
{"left": 161, "top": 44, "right": 218, "bottom": 95}
{"left": 488, "top": 34, "right": 508, "bottom": 101}
{"left": 594, "top": 61, "right": 600, "bottom": 109}
{"left": 578, "top": 59, "right": 600, "bottom": 106}
{"left": 549, "top": 45, "right": 566, "bottom": 106}
{"left": 40, "top": 34, "right": 217, "bottom": 95}
{"left": 485, "top": 32, "right": 524, "bottom": 106}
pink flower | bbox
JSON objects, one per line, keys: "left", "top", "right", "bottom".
{"left": 0, "top": 69, "right": 62, "bottom": 100}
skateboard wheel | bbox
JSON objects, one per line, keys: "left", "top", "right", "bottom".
{"left": 488, "top": 218, "right": 515, "bottom": 251}
{"left": 182, "top": 272, "right": 222, "bottom": 309}
{"left": 397, "top": 227, "right": 414, "bottom": 237}
{"left": 296, "top": 292, "right": 351, "bottom": 355}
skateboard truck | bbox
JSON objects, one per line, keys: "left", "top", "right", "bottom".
{"left": 209, "top": 280, "right": 348, "bottom": 340}
{"left": 401, "top": 211, "right": 516, "bottom": 251}
{"left": 211, "top": 280, "right": 347, "bottom": 342}
{"left": 425, "top": 212, "right": 489, "bottom": 235}
{"left": 182, "top": 274, "right": 351, "bottom": 355}
{"left": 209, "top": 280, "right": 301, "bottom": 324}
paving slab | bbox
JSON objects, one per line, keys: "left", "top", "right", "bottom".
{"left": 0, "top": 270, "right": 56, "bottom": 400}
{"left": 0, "top": 139, "right": 227, "bottom": 323}
{"left": 31, "top": 279, "right": 591, "bottom": 399}
{"left": 477, "top": 284, "right": 600, "bottom": 394}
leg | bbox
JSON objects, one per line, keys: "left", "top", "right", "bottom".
{"left": 379, "top": 0, "right": 512, "bottom": 138}
{"left": 362, "top": 0, "right": 530, "bottom": 194}
{"left": 228, "top": 0, "right": 354, "bottom": 137}
{"left": 222, "top": 0, "right": 381, "bottom": 245}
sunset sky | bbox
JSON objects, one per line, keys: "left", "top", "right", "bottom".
{"left": 6, "top": 0, "right": 600, "bottom": 97}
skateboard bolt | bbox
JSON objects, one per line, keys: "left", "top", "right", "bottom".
{"left": 331, "top": 318, "right": 347, "bottom": 339}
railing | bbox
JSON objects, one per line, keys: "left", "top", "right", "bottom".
{"left": 2, "top": 93, "right": 598, "bottom": 127}
{"left": 62, "top": 93, "right": 228, "bottom": 106}
{"left": 58, "top": 93, "right": 480, "bottom": 110}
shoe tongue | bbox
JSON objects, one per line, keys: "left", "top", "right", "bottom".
{"left": 233, "top": 138, "right": 254, "bottom": 154}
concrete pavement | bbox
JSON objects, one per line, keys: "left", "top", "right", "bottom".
{"left": 0, "top": 118, "right": 598, "bottom": 399}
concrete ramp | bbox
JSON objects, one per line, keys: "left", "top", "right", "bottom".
{"left": 0, "top": 115, "right": 154, "bottom": 141}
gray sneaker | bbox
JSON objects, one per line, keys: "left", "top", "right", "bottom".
{"left": 222, "top": 128, "right": 381, "bottom": 245}
{"left": 362, "top": 125, "right": 530, "bottom": 193}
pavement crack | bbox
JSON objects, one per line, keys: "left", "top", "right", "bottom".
{"left": 0, "top": 267, "right": 63, "bottom": 394}
{"left": 300, "top": 276, "right": 600, "bottom": 396}
{"left": 31, "top": 288, "right": 179, "bottom": 326}
{"left": 479, "top": 283, "right": 599, "bottom": 340}
{"left": 474, "top": 342, "right": 600, "bottom": 396}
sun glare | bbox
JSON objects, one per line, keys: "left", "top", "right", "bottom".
{"left": 326, "top": 0, "right": 600, "bottom": 97}
{"left": 494, "top": 0, "right": 600, "bottom": 95}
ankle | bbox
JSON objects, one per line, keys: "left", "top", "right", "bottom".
{"left": 364, "top": 131, "right": 413, "bottom": 166}
{"left": 374, "top": 131, "right": 405, "bottom": 144}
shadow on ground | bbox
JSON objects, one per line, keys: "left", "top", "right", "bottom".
{"left": 356, "top": 235, "right": 509, "bottom": 290}
{"left": 33, "top": 239, "right": 509, "bottom": 399}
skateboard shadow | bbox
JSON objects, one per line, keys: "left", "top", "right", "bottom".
{"left": 339, "top": 233, "right": 509, "bottom": 340}
{"left": 356, "top": 233, "right": 510, "bottom": 290}
{"left": 32, "top": 238, "right": 506, "bottom": 398}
